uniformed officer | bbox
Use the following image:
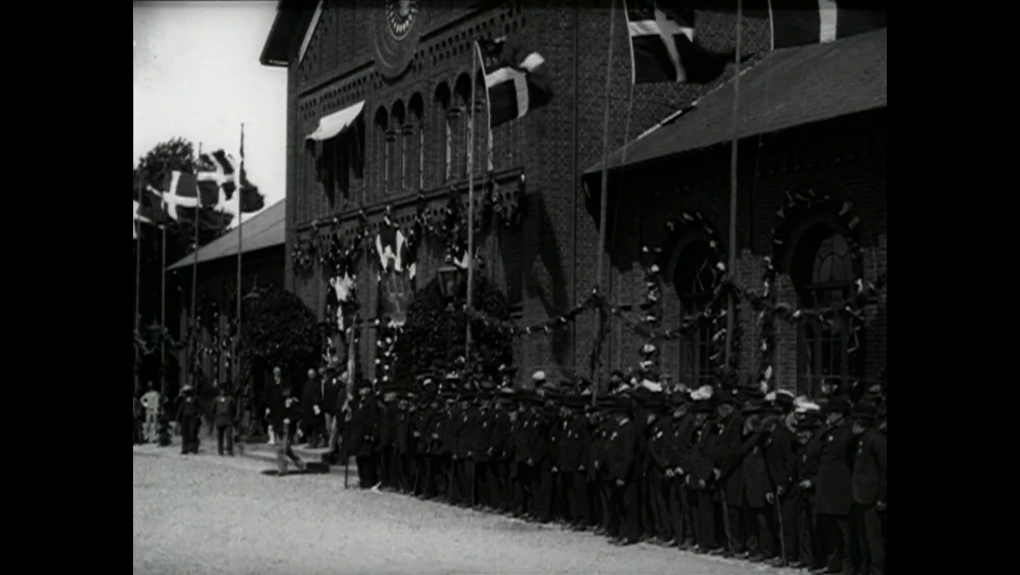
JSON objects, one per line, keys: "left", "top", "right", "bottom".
{"left": 792, "top": 407, "right": 825, "bottom": 569}
{"left": 489, "top": 386, "right": 514, "bottom": 513}
{"left": 605, "top": 394, "right": 639, "bottom": 546}
{"left": 348, "top": 380, "right": 379, "bottom": 489}
{"left": 644, "top": 391, "right": 675, "bottom": 546}
{"left": 740, "top": 401, "right": 774, "bottom": 562}
{"left": 710, "top": 391, "right": 744, "bottom": 557}
{"left": 686, "top": 396, "right": 719, "bottom": 552}
{"left": 376, "top": 385, "right": 401, "bottom": 490}
{"left": 667, "top": 391, "right": 698, "bottom": 549}
{"left": 176, "top": 385, "right": 202, "bottom": 455}
{"left": 851, "top": 401, "right": 886, "bottom": 575}
{"left": 275, "top": 381, "right": 307, "bottom": 476}
{"left": 811, "top": 395, "right": 856, "bottom": 575}
{"left": 765, "top": 390, "right": 800, "bottom": 566}
{"left": 556, "top": 393, "right": 592, "bottom": 531}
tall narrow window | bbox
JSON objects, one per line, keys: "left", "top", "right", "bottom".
{"left": 434, "top": 83, "right": 451, "bottom": 185}
{"left": 373, "top": 107, "right": 389, "bottom": 199}
{"left": 407, "top": 93, "right": 423, "bottom": 193}
{"left": 793, "top": 226, "right": 855, "bottom": 397}
{"left": 672, "top": 240, "right": 718, "bottom": 389}
{"left": 389, "top": 101, "right": 405, "bottom": 194}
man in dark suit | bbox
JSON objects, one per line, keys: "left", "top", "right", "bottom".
{"left": 300, "top": 368, "right": 324, "bottom": 448}
{"left": 275, "top": 382, "right": 307, "bottom": 476}
{"left": 811, "top": 396, "right": 856, "bottom": 575}
{"left": 711, "top": 392, "right": 746, "bottom": 557}
{"left": 740, "top": 402, "right": 774, "bottom": 562}
{"left": 851, "top": 402, "right": 886, "bottom": 575}
{"left": 348, "top": 380, "right": 379, "bottom": 489}
{"left": 213, "top": 386, "right": 238, "bottom": 456}
{"left": 765, "top": 392, "right": 800, "bottom": 566}
{"left": 322, "top": 368, "right": 342, "bottom": 453}
{"left": 177, "top": 385, "right": 203, "bottom": 455}
{"left": 606, "top": 395, "right": 640, "bottom": 546}
{"left": 263, "top": 366, "right": 286, "bottom": 446}
{"left": 686, "top": 398, "right": 719, "bottom": 553}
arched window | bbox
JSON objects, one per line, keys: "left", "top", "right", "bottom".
{"left": 389, "top": 100, "right": 405, "bottom": 194}
{"left": 408, "top": 93, "right": 424, "bottom": 192}
{"left": 454, "top": 73, "right": 472, "bottom": 179}
{"left": 434, "top": 83, "right": 451, "bottom": 184}
{"left": 792, "top": 224, "right": 855, "bottom": 397}
{"left": 373, "top": 107, "right": 389, "bottom": 199}
{"left": 671, "top": 239, "right": 718, "bottom": 389}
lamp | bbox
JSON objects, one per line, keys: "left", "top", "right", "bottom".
{"left": 437, "top": 264, "right": 465, "bottom": 299}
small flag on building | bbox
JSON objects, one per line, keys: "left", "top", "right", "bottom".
{"left": 476, "top": 37, "right": 553, "bottom": 128}
{"left": 768, "top": 0, "right": 887, "bottom": 50}
{"left": 624, "top": 0, "right": 734, "bottom": 84}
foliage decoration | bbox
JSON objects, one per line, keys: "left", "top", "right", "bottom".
{"left": 236, "top": 285, "right": 322, "bottom": 389}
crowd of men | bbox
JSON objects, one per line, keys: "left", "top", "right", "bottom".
{"left": 321, "top": 368, "right": 887, "bottom": 575}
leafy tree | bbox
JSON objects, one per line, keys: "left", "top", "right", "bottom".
{"left": 394, "top": 276, "right": 513, "bottom": 386}
{"left": 237, "top": 286, "right": 321, "bottom": 398}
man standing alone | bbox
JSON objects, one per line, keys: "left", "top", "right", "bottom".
{"left": 214, "top": 386, "right": 238, "bottom": 456}
{"left": 263, "top": 367, "right": 285, "bottom": 446}
{"left": 140, "top": 382, "right": 161, "bottom": 443}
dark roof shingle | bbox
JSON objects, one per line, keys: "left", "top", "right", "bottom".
{"left": 167, "top": 200, "right": 285, "bottom": 271}
{"left": 585, "top": 28, "right": 887, "bottom": 176}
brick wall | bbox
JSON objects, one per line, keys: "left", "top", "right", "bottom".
{"left": 280, "top": 2, "right": 887, "bottom": 390}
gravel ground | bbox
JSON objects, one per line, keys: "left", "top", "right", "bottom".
{"left": 133, "top": 444, "right": 799, "bottom": 575}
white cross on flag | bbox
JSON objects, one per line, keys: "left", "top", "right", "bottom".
{"left": 476, "top": 36, "right": 553, "bottom": 129}
{"left": 623, "top": 0, "right": 734, "bottom": 84}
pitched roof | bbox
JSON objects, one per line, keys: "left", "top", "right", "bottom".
{"left": 167, "top": 200, "right": 285, "bottom": 271}
{"left": 585, "top": 28, "right": 887, "bottom": 177}
{"left": 260, "top": 0, "right": 319, "bottom": 67}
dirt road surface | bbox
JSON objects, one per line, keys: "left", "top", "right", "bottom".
{"left": 133, "top": 445, "right": 797, "bottom": 575}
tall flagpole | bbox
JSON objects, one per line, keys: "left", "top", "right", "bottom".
{"left": 135, "top": 175, "right": 143, "bottom": 396}
{"left": 593, "top": 0, "right": 617, "bottom": 401}
{"left": 161, "top": 194, "right": 167, "bottom": 397}
{"left": 237, "top": 123, "right": 245, "bottom": 391}
{"left": 466, "top": 43, "right": 478, "bottom": 366}
{"left": 190, "top": 142, "right": 202, "bottom": 386}
{"left": 724, "top": 1, "right": 742, "bottom": 370}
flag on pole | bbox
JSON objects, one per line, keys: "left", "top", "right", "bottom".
{"left": 476, "top": 37, "right": 553, "bottom": 128}
{"left": 197, "top": 152, "right": 234, "bottom": 208}
{"left": 768, "top": 0, "right": 887, "bottom": 50}
{"left": 623, "top": 0, "right": 734, "bottom": 84}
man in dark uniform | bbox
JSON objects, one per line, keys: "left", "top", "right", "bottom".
{"left": 275, "top": 381, "right": 307, "bottom": 476}
{"left": 557, "top": 393, "right": 592, "bottom": 531}
{"left": 605, "top": 395, "right": 640, "bottom": 545}
{"left": 376, "top": 386, "right": 401, "bottom": 490}
{"left": 765, "top": 391, "right": 800, "bottom": 566}
{"left": 322, "top": 368, "right": 342, "bottom": 453}
{"left": 446, "top": 384, "right": 469, "bottom": 506}
{"left": 347, "top": 380, "right": 379, "bottom": 489}
{"left": 793, "top": 407, "right": 826, "bottom": 570}
{"left": 213, "top": 386, "right": 238, "bottom": 456}
{"left": 511, "top": 391, "right": 535, "bottom": 518}
{"left": 667, "top": 391, "right": 698, "bottom": 549}
{"left": 740, "top": 401, "right": 774, "bottom": 562}
{"left": 263, "top": 366, "right": 286, "bottom": 446}
{"left": 711, "top": 391, "right": 745, "bottom": 557}
{"left": 411, "top": 382, "right": 435, "bottom": 496}
{"left": 686, "top": 396, "right": 719, "bottom": 553}
{"left": 300, "top": 368, "right": 324, "bottom": 448}
{"left": 177, "top": 385, "right": 202, "bottom": 455}
{"left": 395, "top": 390, "right": 416, "bottom": 493}
{"left": 644, "top": 392, "right": 675, "bottom": 545}
{"left": 811, "top": 395, "right": 856, "bottom": 575}
{"left": 424, "top": 390, "right": 450, "bottom": 499}
{"left": 489, "top": 387, "right": 514, "bottom": 513}
{"left": 471, "top": 381, "right": 495, "bottom": 509}
{"left": 851, "top": 401, "right": 886, "bottom": 575}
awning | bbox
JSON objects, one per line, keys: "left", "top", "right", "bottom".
{"left": 305, "top": 101, "right": 365, "bottom": 142}
{"left": 584, "top": 28, "right": 887, "bottom": 177}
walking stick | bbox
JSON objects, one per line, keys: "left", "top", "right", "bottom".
{"left": 774, "top": 493, "right": 787, "bottom": 566}
{"left": 677, "top": 475, "right": 688, "bottom": 549}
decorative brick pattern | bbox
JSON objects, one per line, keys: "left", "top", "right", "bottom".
{"left": 281, "top": 2, "right": 887, "bottom": 390}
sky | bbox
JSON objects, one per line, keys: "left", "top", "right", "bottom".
{"left": 133, "top": 1, "right": 287, "bottom": 225}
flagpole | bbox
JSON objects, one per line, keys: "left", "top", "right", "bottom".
{"left": 593, "top": 0, "right": 617, "bottom": 402}
{"left": 161, "top": 198, "right": 167, "bottom": 397}
{"left": 724, "top": 1, "right": 742, "bottom": 371}
{"left": 135, "top": 175, "right": 143, "bottom": 397}
{"left": 237, "top": 123, "right": 244, "bottom": 392}
{"left": 190, "top": 142, "right": 202, "bottom": 386}
{"left": 466, "top": 43, "right": 478, "bottom": 367}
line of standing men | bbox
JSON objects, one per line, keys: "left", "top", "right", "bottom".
{"left": 340, "top": 370, "right": 887, "bottom": 575}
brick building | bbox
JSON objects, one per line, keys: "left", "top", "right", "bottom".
{"left": 260, "top": 1, "right": 887, "bottom": 395}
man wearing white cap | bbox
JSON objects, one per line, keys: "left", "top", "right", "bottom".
{"left": 532, "top": 371, "right": 547, "bottom": 395}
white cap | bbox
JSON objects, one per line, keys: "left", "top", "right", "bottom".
{"left": 532, "top": 371, "right": 546, "bottom": 382}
